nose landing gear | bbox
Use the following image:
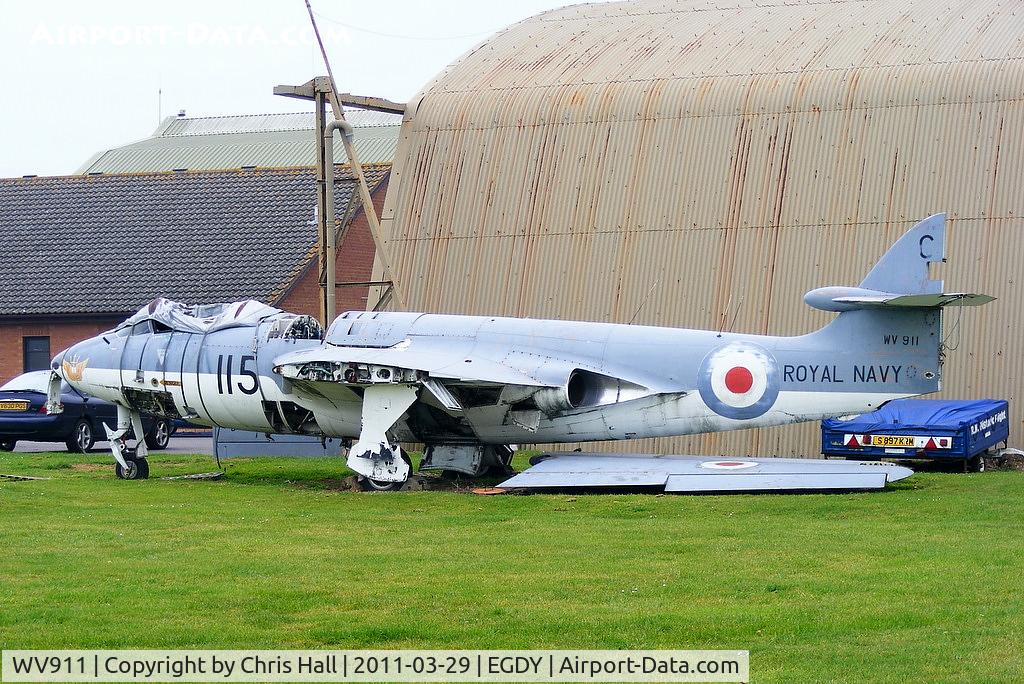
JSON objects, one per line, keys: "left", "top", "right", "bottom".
{"left": 115, "top": 449, "right": 150, "bottom": 480}
{"left": 105, "top": 405, "right": 151, "bottom": 480}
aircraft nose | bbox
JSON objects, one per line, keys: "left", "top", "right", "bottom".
{"left": 53, "top": 339, "right": 95, "bottom": 390}
{"left": 50, "top": 349, "right": 66, "bottom": 375}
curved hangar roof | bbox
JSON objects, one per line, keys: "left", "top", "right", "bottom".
{"left": 377, "top": 0, "right": 1023, "bottom": 456}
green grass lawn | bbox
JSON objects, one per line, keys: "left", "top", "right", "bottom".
{"left": 1, "top": 450, "right": 1022, "bottom": 682}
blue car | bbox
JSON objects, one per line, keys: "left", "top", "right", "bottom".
{"left": 0, "top": 371, "right": 171, "bottom": 453}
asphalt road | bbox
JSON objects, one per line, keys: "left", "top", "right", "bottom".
{"left": 12, "top": 436, "right": 215, "bottom": 456}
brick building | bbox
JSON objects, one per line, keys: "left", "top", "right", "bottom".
{"left": 0, "top": 166, "right": 389, "bottom": 383}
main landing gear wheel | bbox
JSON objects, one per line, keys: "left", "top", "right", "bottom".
{"left": 116, "top": 456, "right": 150, "bottom": 480}
{"left": 66, "top": 419, "right": 95, "bottom": 453}
{"left": 145, "top": 419, "right": 172, "bottom": 450}
{"left": 487, "top": 445, "right": 516, "bottom": 477}
{"left": 358, "top": 450, "right": 412, "bottom": 492}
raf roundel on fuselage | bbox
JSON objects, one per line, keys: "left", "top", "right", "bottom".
{"left": 697, "top": 342, "right": 781, "bottom": 419}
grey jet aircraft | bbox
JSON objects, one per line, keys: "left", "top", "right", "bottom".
{"left": 48, "top": 214, "right": 991, "bottom": 491}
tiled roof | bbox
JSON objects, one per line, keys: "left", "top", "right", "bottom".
{"left": 0, "top": 165, "right": 389, "bottom": 316}
{"left": 78, "top": 111, "right": 402, "bottom": 174}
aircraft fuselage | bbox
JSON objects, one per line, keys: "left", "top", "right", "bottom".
{"left": 59, "top": 306, "right": 940, "bottom": 447}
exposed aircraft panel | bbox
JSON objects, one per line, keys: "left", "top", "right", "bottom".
{"left": 375, "top": 0, "right": 1024, "bottom": 457}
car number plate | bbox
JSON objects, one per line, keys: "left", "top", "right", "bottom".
{"left": 0, "top": 401, "right": 29, "bottom": 411}
{"left": 870, "top": 435, "right": 915, "bottom": 447}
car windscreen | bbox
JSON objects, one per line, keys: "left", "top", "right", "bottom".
{"left": 0, "top": 371, "right": 52, "bottom": 393}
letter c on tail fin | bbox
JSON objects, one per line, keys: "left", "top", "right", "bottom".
{"left": 859, "top": 213, "right": 946, "bottom": 295}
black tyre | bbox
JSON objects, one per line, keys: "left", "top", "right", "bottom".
{"left": 115, "top": 457, "right": 150, "bottom": 480}
{"left": 66, "top": 419, "right": 95, "bottom": 453}
{"left": 145, "top": 419, "right": 172, "bottom": 450}
{"left": 358, "top": 476, "right": 405, "bottom": 492}
{"left": 0, "top": 438, "right": 16, "bottom": 452}
{"left": 358, "top": 450, "right": 411, "bottom": 492}
{"left": 968, "top": 454, "right": 986, "bottom": 473}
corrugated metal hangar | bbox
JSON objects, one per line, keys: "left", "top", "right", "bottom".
{"left": 374, "top": 0, "right": 1024, "bottom": 456}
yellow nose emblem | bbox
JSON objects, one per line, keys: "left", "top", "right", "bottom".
{"left": 62, "top": 356, "right": 89, "bottom": 382}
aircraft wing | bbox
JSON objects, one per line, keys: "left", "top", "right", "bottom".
{"left": 273, "top": 337, "right": 677, "bottom": 394}
{"left": 498, "top": 453, "right": 914, "bottom": 492}
{"left": 275, "top": 340, "right": 544, "bottom": 386}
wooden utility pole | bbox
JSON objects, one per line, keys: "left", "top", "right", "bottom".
{"left": 275, "top": 76, "right": 408, "bottom": 324}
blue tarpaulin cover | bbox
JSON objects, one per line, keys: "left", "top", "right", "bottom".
{"left": 823, "top": 399, "right": 1007, "bottom": 433}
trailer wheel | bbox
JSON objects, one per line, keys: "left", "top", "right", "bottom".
{"left": 968, "top": 454, "right": 986, "bottom": 473}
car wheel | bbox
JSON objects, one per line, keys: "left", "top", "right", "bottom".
{"left": 0, "top": 439, "right": 16, "bottom": 452}
{"left": 145, "top": 419, "right": 172, "bottom": 450}
{"left": 968, "top": 454, "right": 986, "bottom": 473}
{"left": 66, "top": 419, "right": 95, "bottom": 453}
{"left": 115, "top": 457, "right": 149, "bottom": 480}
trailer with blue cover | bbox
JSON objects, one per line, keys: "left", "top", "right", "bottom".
{"left": 821, "top": 399, "right": 1010, "bottom": 472}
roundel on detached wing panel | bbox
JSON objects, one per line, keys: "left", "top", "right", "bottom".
{"left": 700, "top": 460, "right": 759, "bottom": 470}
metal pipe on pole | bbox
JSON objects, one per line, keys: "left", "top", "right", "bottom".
{"left": 323, "top": 119, "right": 354, "bottom": 324}
{"left": 313, "top": 88, "right": 329, "bottom": 327}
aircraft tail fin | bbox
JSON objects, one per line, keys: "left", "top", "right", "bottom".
{"left": 859, "top": 213, "right": 946, "bottom": 294}
{"left": 802, "top": 214, "right": 993, "bottom": 399}
{"left": 804, "top": 214, "right": 996, "bottom": 312}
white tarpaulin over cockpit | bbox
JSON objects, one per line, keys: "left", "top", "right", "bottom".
{"left": 115, "top": 298, "right": 284, "bottom": 334}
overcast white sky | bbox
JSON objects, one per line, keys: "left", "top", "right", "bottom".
{"left": 0, "top": 0, "right": 611, "bottom": 178}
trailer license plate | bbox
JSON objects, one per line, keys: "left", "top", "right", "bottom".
{"left": 870, "top": 435, "right": 915, "bottom": 447}
{"left": 0, "top": 401, "right": 29, "bottom": 411}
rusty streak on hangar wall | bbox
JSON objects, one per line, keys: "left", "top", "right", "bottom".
{"left": 374, "top": 0, "right": 1024, "bottom": 456}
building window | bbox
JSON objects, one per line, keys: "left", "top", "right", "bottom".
{"left": 23, "top": 336, "right": 51, "bottom": 372}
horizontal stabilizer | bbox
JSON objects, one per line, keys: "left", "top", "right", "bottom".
{"left": 833, "top": 292, "right": 994, "bottom": 308}
{"left": 806, "top": 285, "right": 994, "bottom": 311}
{"left": 498, "top": 453, "right": 913, "bottom": 493}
